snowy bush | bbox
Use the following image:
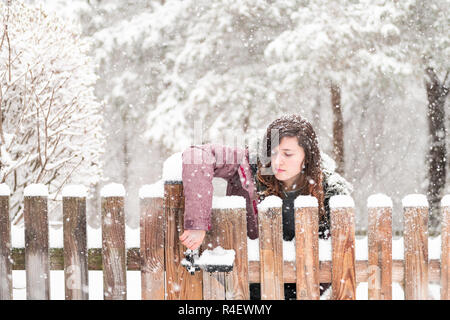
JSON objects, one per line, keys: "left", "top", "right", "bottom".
{"left": 0, "top": 1, "right": 105, "bottom": 224}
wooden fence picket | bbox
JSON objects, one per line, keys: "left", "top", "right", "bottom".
{"left": 101, "top": 186, "right": 127, "bottom": 300}
{"left": 24, "top": 188, "right": 50, "bottom": 300}
{"left": 330, "top": 196, "right": 356, "bottom": 300}
{"left": 202, "top": 196, "right": 249, "bottom": 300}
{"left": 0, "top": 192, "right": 11, "bottom": 300}
{"left": 62, "top": 187, "right": 89, "bottom": 300}
{"left": 403, "top": 195, "right": 428, "bottom": 300}
{"left": 368, "top": 196, "right": 392, "bottom": 300}
{"left": 140, "top": 192, "right": 165, "bottom": 300}
{"left": 294, "top": 196, "right": 320, "bottom": 300}
{"left": 164, "top": 181, "right": 202, "bottom": 300}
{"left": 258, "top": 196, "right": 284, "bottom": 300}
{"left": 442, "top": 197, "right": 450, "bottom": 300}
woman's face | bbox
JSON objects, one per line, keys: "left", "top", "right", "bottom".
{"left": 271, "top": 136, "right": 306, "bottom": 189}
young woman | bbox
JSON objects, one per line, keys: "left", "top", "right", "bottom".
{"left": 179, "top": 114, "right": 353, "bottom": 299}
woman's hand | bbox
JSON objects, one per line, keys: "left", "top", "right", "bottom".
{"left": 179, "top": 229, "right": 206, "bottom": 250}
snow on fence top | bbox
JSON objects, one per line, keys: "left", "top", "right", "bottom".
{"left": 0, "top": 183, "right": 10, "bottom": 196}
{"left": 441, "top": 195, "right": 450, "bottom": 207}
{"left": 257, "top": 195, "right": 283, "bottom": 210}
{"left": 61, "top": 184, "right": 88, "bottom": 198}
{"left": 329, "top": 194, "right": 354, "bottom": 208}
{"left": 139, "top": 180, "right": 164, "bottom": 199}
{"left": 294, "top": 195, "right": 318, "bottom": 208}
{"left": 162, "top": 152, "right": 183, "bottom": 182}
{"left": 367, "top": 193, "right": 393, "bottom": 208}
{"left": 196, "top": 246, "right": 236, "bottom": 266}
{"left": 100, "top": 183, "right": 126, "bottom": 197}
{"left": 401, "top": 194, "right": 429, "bottom": 207}
{"left": 212, "top": 195, "right": 246, "bottom": 209}
{"left": 24, "top": 183, "right": 49, "bottom": 197}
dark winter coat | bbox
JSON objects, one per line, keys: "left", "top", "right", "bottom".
{"left": 181, "top": 143, "right": 353, "bottom": 240}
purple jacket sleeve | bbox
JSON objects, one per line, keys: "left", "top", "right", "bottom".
{"left": 182, "top": 143, "right": 247, "bottom": 230}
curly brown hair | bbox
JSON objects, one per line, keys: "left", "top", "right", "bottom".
{"left": 255, "top": 114, "right": 325, "bottom": 221}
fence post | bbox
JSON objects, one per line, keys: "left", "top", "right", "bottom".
{"left": 367, "top": 194, "right": 392, "bottom": 300}
{"left": 24, "top": 184, "right": 50, "bottom": 300}
{"left": 0, "top": 184, "right": 11, "bottom": 300}
{"left": 62, "top": 185, "right": 89, "bottom": 300}
{"left": 402, "top": 194, "right": 428, "bottom": 300}
{"left": 139, "top": 183, "right": 165, "bottom": 300}
{"left": 101, "top": 183, "right": 127, "bottom": 300}
{"left": 164, "top": 181, "right": 203, "bottom": 300}
{"left": 294, "top": 195, "right": 320, "bottom": 300}
{"left": 441, "top": 195, "right": 449, "bottom": 300}
{"left": 258, "top": 195, "right": 284, "bottom": 300}
{"left": 202, "top": 196, "right": 249, "bottom": 300}
{"left": 330, "top": 195, "right": 356, "bottom": 300}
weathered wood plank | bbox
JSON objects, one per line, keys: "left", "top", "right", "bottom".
{"left": 202, "top": 207, "right": 227, "bottom": 300}
{"left": 368, "top": 206, "right": 392, "bottom": 300}
{"left": 295, "top": 206, "right": 320, "bottom": 300}
{"left": 24, "top": 196, "right": 50, "bottom": 300}
{"left": 330, "top": 206, "right": 356, "bottom": 300}
{"left": 0, "top": 195, "right": 11, "bottom": 300}
{"left": 258, "top": 201, "right": 284, "bottom": 300}
{"left": 203, "top": 271, "right": 226, "bottom": 300}
{"left": 164, "top": 182, "right": 202, "bottom": 300}
{"left": 404, "top": 206, "right": 428, "bottom": 300}
{"left": 442, "top": 204, "right": 450, "bottom": 300}
{"left": 140, "top": 197, "right": 165, "bottom": 300}
{"left": 202, "top": 205, "right": 249, "bottom": 300}
{"left": 102, "top": 196, "right": 127, "bottom": 300}
{"left": 223, "top": 207, "right": 249, "bottom": 300}
{"left": 63, "top": 196, "right": 89, "bottom": 300}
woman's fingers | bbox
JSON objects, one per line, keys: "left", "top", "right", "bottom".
{"left": 180, "top": 239, "right": 201, "bottom": 250}
{"left": 181, "top": 236, "right": 191, "bottom": 247}
{"left": 186, "top": 238, "right": 194, "bottom": 248}
{"left": 187, "top": 238, "right": 197, "bottom": 250}
{"left": 179, "top": 230, "right": 206, "bottom": 250}
{"left": 183, "top": 238, "right": 192, "bottom": 248}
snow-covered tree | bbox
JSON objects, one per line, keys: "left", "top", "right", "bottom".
{"left": 393, "top": 0, "right": 449, "bottom": 231}
{"left": 262, "top": 0, "right": 447, "bottom": 232}
{"left": 144, "top": 0, "right": 304, "bottom": 152}
{"left": 264, "top": 0, "right": 415, "bottom": 175}
{"left": 0, "top": 1, "right": 105, "bottom": 225}
{"left": 23, "top": 0, "right": 176, "bottom": 227}
{"left": 22, "top": 0, "right": 447, "bottom": 233}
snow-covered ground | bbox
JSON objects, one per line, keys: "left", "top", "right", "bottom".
{"left": 9, "top": 225, "right": 442, "bottom": 300}
{"left": 12, "top": 270, "right": 141, "bottom": 300}
{"left": 11, "top": 271, "right": 441, "bottom": 300}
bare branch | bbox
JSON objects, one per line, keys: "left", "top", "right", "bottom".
{"left": 425, "top": 67, "right": 439, "bottom": 84}
{"left": 0, "top": 82, "right": 4, "bottom": 145}
{"left": 443, "top": 70, "right": 450, "bottom": 90}
{"left": 51, "top": 155, "right": 85, "bottom": 200}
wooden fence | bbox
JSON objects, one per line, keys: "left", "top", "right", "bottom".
{"left": 0, "top": 182, "right": 449, "bottom": 300}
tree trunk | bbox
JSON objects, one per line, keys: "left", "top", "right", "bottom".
{"left": 331, "top": 82, "right": 345, "bottom": 175}
{"left": 312, "top": 85, "right": 322, "bottom": 136}
{"left": 425, "top": 67, "right": 449, "bottom": 233}
{"left": 123, "top": 130, "right": 129, "bottom": 189}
